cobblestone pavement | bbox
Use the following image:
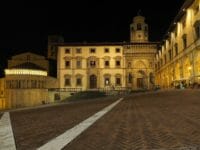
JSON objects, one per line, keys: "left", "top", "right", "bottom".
{"left": 64, "top": 90, "right": 200, "bottom": 150}
{"left": 10, "top": 98, "right": 116, "bottom": 150}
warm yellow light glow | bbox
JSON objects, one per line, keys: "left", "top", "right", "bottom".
{"left": 5, "top": 69, "right": 47, "bottom": 76}
{"left": 188, "top": 66, "right": 192, "bottom": 70}
{"left": 159, "top": 50, "right": 162, "bottom": 57}
{"left": 177, "top": 22, "right": 181, "bottom": 36}
{"left": 186, "top": 9, "right": 192, "bottom": 26}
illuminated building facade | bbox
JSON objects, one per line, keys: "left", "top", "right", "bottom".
{"left": 0, "top": 78, "right": 5, "bottom": 109}
{"left": 0, "top": 52, "right": 58, "bottom": 110}
{"left": 49, "top": 15, "right": 158, "bottom": 91}
{"left": 155, "top": 0, "right": 200, "bottom": 88}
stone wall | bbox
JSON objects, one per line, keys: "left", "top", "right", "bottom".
{"left": 5, "top": 89, "right": 48, "bottom": 109}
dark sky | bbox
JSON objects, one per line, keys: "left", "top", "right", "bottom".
{"left": 0, "top": 0, "right": 185, "bottom": 76}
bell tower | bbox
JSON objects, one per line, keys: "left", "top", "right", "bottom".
{"left": 130, "top": 15, "right": 149, "bottom": 43}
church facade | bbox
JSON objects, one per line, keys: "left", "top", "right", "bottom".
{"left": 49, "top": 15, "right": 158, "bottom": 91}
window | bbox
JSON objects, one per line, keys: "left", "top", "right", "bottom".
{"left": 128, "top": 73, "right": 132, "bottom": 83}
{"left": 182, "top": 20, "right": 186, "bottom": 28}
{"left": 195, "top": 25, "right": 200, "bottom": 39}
{"left": 115, "top": 48, "right": 120, "bottom": 53}
{"left": 76, "top": 78, "right": 82, "bottom": 86}
{"left": 104, "top": 61, "right": 110, "bottom": 67}
{"left": 90, "top": 61, "right": 96, "bottom": 67}
{"left": 65, "top": 61, "right": 70, "bottom": 68}
{"left": 104, "top": 48, "right": 109, "bottom": 53}
{"left": 90, "top": 48, "right": 96, "bottom": 53}
{"left": 164, "top": 54, "right": 167, "bottom": 64}
{"left": 76, "top": 60, "right": 82, "bottom": 68}
{"left": 76, "top": 48, "right": 82, "bottom": 53}
{"left": 182, "top": 34, "right": 187, "bottom": 49}
{"left": 116, "top": 60, "right": 121, "bottom": 67}
{"left": 65, "top": 48, "right": 70, "bottom": 54}
{"left": 194, "top": 21, "right": 200, "bottom": 39}
{"left": 65, "top": 78, "right": 70, "bottom": 86}
{"left": 116, "top": 77, "right": 121, "bottom": 85}
{"left": 104, "top": 77, "right": 110, "bottom": 86}
{"left": 137, "top": 23, "right": 142, "bottom": 30}
{"left": 174, "top": 43, "right": 178, "bottom": 56}
{"left": 174, "top": 28, "right": 177, "bottom": 37}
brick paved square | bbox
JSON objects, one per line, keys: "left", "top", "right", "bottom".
{"left": 64, "top": 90, "right": 200, "bottom": 150}
{"left": 10, "top": 98, "right": 116, "bottom": 150}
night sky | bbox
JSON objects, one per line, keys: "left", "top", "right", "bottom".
{"left": 0, "top": 0, "right": 185, "bottom": 77}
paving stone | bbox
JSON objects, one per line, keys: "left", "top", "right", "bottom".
{"left": 64, "top": 90, "right": 200, "bottom": 150}
{"left": 11, "top": 98, "right": 116, "bottom": 150}
{"left": 0, "top": 112, "right": 16, "bottom": 150}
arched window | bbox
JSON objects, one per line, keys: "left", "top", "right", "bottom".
{"left": 194, "top": 20, "right": 200, "bottom": 39}
{"left": 137, "top": 23, "right": 142, "bottom": 30}
{"left": 76, "top": 74, "right": 83, "bottom": 86}
{"left": 115, "top": 74, "right": 122, "bottom": 86}
{"left": 128, "top": 73, "right": 132, "bottom": 83}
{"left": 64, "top": 74, "right": 71, "bottom": 86}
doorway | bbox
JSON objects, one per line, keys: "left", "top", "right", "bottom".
{"left": 90, "top": 75, "right": 97, "bottom": 89}
{"left": 137, "top": 78, "right": 144, "bottom": 88}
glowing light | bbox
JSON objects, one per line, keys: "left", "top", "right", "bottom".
{"left": 188, "top": 66, "right": 192, "bottom": 70}
{"left": 186, "top": 9, "right": 192, "bottom": 26}
{"left": 5, "top": 69, "right": 47, "bottom": 76}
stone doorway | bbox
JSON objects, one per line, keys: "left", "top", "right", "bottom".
{"left": 137, "top": 78, "right": 144, "bottom": 88}
{"left": 90, "top": 75, "right": 97, "bottom": 89}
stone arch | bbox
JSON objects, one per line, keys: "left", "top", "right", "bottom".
{"left": 134, "top": 60, "right": 147, "bottom": 69}
{"left": 136, "top": 70, "right": 147, "bottom": 89}
{"left": 89, "top": 74, "right": 97, "bottom": 89}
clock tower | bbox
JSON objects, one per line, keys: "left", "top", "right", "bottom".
{"left": 130, "top": 15, "right": 149, "bottom": 43}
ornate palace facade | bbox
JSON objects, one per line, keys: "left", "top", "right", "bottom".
{"left": 48, "top": 15, "right": 158, "bottom": 91}
{"left": 155, "top": 0, "right": 200, "bottom": 88}
{"left": 48, "top": 0, "right": 200, "bottom": 91}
